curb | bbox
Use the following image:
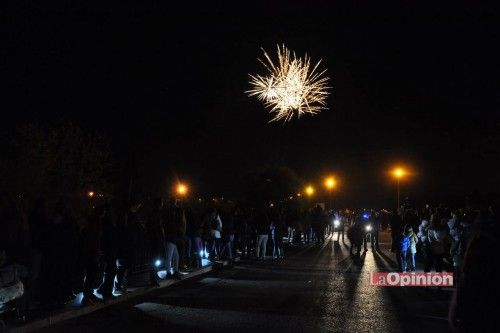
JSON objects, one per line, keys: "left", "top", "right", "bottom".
{"left": 8, "top": 265, "right": 216, "bottom": 333}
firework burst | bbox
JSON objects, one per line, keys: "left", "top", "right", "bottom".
{"left": 247, "top": 45, "right": 330, "bottom": 123}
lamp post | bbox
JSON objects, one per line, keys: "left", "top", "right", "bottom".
{"left": 392, "top": 168, "right": 406, "bottom": 210}
{"left": 324, "top": 176, "right": 336, "bottom": 210}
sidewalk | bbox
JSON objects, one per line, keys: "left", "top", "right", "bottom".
{"left": 5, "top": 259, "right": 236, "bottom": 333}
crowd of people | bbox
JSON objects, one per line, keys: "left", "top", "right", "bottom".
{"left": 386, "top": 204, "right": 497, "bottom": 332}
{"left": 1, "top": 191, "right": 497, "bottom": 331}
{"left": 387, "top": 205, "right": 497, "bottom": 278}
{"left": 0, "top": 194, "right": 336, "bottom": 320}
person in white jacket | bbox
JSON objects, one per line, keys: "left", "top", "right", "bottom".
{"left": 208, "top": 209, "right": 223, "bottom": 260}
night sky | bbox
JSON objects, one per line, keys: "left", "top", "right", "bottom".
{"left": 2, "top": 2, "right": 499, "bottom": 207}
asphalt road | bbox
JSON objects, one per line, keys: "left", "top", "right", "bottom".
{"left": 38, "top": 233, "right": 452, "bottom": 333}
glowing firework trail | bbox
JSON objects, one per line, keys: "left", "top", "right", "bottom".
{"left": 247, "top": 45, "right": 330, "bottom": 122}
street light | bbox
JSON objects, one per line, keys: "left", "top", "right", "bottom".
{"left": 391, "top": 167, "right": 407, "bottom": 210}
{"left": 324, "top": 177, "right": 336, "bottom": 190}
{"left": 305, "top": 185, "right": 315, "bottom": 197}
{"left": 176, "top": 183, "right": 188, "bottom": 197}
{"left": 87, "top": 191, "right": 95, "bottom": 198}
{"left": 324, "top": 176, "right": 336, "bottom": 210}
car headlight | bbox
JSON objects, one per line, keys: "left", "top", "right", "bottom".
{"left": 365, "top": 225, "right": 372, "bottom": 232}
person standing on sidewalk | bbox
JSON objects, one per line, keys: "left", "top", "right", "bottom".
{"left": 427, "top": 216, "right": 447, "bottom": 272}
{"left": 407, "top": 225, "right": 418, "bottom": 272}
{"left": 146, "top": 198, "right": 165, "bottom": 287}
{"left": 97, "top": 203, "right": 119, "bottom": 301}
{"left": 208, "top": 208, "right": 223, "bottom": 260}
{"left": 163, "top": 198, "right": 183, "bottom": 279}
{"left": 311, "top": 205, "right": 325, "bottom": 245}
{"left": 287, "top": 206, "right": 299, "bottom": 245}
{"left": 175, "top": 199, "right": 187, "bottom": 271}
{"left": 114, "top": 201, "right": 137, "bottom": 293}
{"left": 222, "top": 207, "right": 236, "bottom": 263}
{"left": 400, "top": 224, "right": 418, "bottom": 272}
{"left": 269, "top": 218, "right": 278, "bottom": 259}
{"left": 399, "top": 227, "right": 410, "bottom": 272}
{"left": 81, "top": 206, "right": 105, "bottom": 306}
{"left": 185, "top": 206, "right": 203, "bottom": 268}
{"left": 236, "top": 211, "right": 253, "bottom": 259}
{"left": 372, "top": 211, "right": 381, "bottom": 251}
{"left": 335, "top": 211, "right": 346, "bottom": 243}
{"left": 347, "top": 219, "right": 363, "bottom": 257}
{"left": 275, "top": 206, "right": 286, "bottom": 258}
{"left": 255, "top": 209, "right": 269, "bottom": 260}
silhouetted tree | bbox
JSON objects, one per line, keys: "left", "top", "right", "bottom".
{"left": 241, "top": 165, "right": 302, "bottom": 208}
{"left": 0, "top": 122, "right": 112, "bottom": 212}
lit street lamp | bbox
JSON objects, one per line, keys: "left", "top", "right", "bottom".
{"left": 176, "top": 183, "right": 188, "bottom": 197}
{"left": 324, "top": 176, "right": 336, "bottom": 210}
{"left": 305, "top": 185, "right": 315, "bottom": 198}
{"left": 391, "top": 167, "right": 407, "bottom": 210}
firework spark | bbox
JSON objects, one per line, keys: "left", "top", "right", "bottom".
{"left": 247, "top": 45, "right": 330, "bottom": 123}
